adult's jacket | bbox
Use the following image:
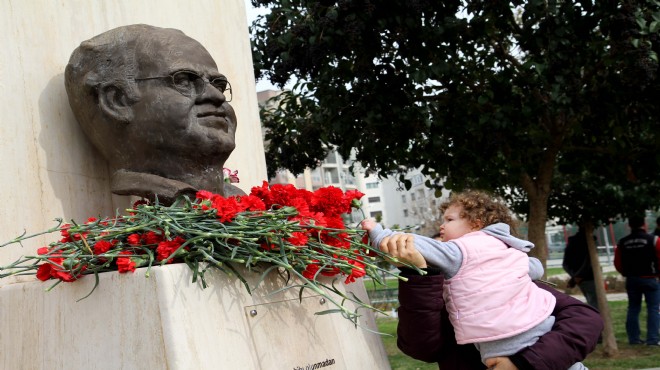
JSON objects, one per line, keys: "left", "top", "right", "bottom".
{"left": 396, "top": 268, "right": 603, "bottom": 370}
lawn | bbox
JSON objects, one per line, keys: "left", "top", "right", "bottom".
{"left": 377, "top": 300, "right": 660, "bottom": 370}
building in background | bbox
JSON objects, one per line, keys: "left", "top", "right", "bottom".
{"left": 375, "top": 169, "right": 449, "bottom": 236}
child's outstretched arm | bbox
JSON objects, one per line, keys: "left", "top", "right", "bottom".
{"left": 360, "top": 219, "right": 462, "bottom": 276}
{"left": 361, "top": 219, "right": 426, "bottom": 268}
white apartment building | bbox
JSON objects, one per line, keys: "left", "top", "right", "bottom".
{"left": 363, "top": 169, "right": 449, "bottom": 236}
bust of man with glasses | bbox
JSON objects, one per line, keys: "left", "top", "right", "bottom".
{"left": 65, "top": 24, "right": 244, "bottom": 204}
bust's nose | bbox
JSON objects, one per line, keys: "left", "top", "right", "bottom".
{"left": 196, "top": 81, "right": 228, "bottom": 105}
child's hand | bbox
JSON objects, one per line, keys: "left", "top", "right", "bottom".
{"left": 484, "top": 357, "right": 517, "bottom": 370}
{"left": 360, "top": 218, "right": 377, "bottom": 232}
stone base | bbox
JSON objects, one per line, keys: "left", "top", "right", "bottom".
{"left": 0, "top": 264, "right": 390, "bottom": 369}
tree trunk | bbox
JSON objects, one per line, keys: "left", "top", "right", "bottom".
{"left": 524, "top": 182, "right": 550, "bottom": 271}
{"left": 519, "top": 141, "right": 559, "bottom": 270}
{"left": 527, "top": 196, "right": 548, "bottom": 267}
{"left": 584, "top": 221, "right": 619, "bottom": 357}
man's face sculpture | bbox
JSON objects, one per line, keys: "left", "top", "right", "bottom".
{"left": 128, "top": 32, "right": 237, "bottom": 166}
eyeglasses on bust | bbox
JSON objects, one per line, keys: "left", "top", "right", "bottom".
{"left": 134, "top": 70, "right": 232, "bottom": 102}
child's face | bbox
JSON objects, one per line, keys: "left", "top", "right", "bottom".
{"left": 439, "top": 205, "right": 480, "bottom": 241}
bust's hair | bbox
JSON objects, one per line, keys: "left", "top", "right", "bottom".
{"left": 64, "top": 24, "right": 185, "bottom": 159}
{"left": 439, "top": 190, "right": 519, "bottom": 236}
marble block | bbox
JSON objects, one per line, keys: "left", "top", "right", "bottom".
{"left": 0, "top": 264, "right": 390, "bottom": 370}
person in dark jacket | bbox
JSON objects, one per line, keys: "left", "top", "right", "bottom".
{"left": 396, "top": 267, "right": 603, "bottom": 369}
{"left": 654, "top": 216, "right": 660, "bottom": 237}
{"left": 614, "top": 215, "right": 660, "bottom": 345}
{"left": 563, "top": 227, "right": 599, "bottom": 309}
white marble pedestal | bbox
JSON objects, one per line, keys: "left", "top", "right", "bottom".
{"left": 0, "top": 264, "right": 390, "bottom": 370}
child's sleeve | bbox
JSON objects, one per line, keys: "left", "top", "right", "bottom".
{"left": 528, "top": 257, "right": 544, "bottom": 280}
{"left": 367, "top": 225, "right": 462, "bottom": 278}
{"left": 413, "top": 235, "right": 462, "bottom": 278}
{"left": 366, "top": 224, "right": 393, "bottom": 247}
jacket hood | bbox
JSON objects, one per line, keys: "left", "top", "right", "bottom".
{"left": 481, "top": 223, "right": 534, "bottom": 252}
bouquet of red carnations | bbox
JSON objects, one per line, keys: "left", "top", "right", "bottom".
{"left": 0, "top": 181, "right": 418, "bottom": 323}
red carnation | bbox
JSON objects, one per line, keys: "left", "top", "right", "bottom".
{"left": 311, "top": 186, "right": 347, "bottom": 217}
{"left": 344, "top": 258, "right": 366, "bottom": 284}
{"left": 36, "top": 264, "right": 53, "bottom": 281}
{"left": 132, "top": 199, "right": 150, "bottom": 209}
{"left": 93, "top": 240, "right": 113, "bottom": 255}
{"left": 288, "top": 197, "right": 309, "bottom": 215}
{"left": 211, "top": 196, "right": 242, "bottom": 223}
{"left": 249, "top": 181, "right": 272, "bottom": 207}
{"left": 127, "top": 233, "right": 142, "bottom": 246}
{"left": 269, "top": 183, "right": 300, "bottom": 208}
{"left": 287, "top": 232, "right": 309, "bottom": 246}
{"left": 195, "top": 190, "right": 216, "bottom": 201}
{"left": 238, "top": 195, "right": 266, "bottom": 212}
{"left": 344, "top": 189, "right": 365, "bottom": 210}
{"left": 116, "top": 251, "right": 137, "bottom": 273}
{"left": 302, "top": 262, "right": 321, "bottom": 280}
{"left": 60, "top": 224, "right": 73, "bottom": 242}
{"left": 142, "top": 231, "right": 163, "bottom": 246}
{"left": 156, "top": 237, "right": 186, "bottom": 263}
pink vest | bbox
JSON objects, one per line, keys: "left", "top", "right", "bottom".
{"left": 444, "top": 231, "right": 556, "bottom": 344}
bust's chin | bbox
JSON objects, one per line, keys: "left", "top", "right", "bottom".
{"left": 186, "top": 138, "right": 236, "bottom": 163}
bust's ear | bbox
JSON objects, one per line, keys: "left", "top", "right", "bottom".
{"left": 98, "top": 85, "right": 133, "bottom": 123}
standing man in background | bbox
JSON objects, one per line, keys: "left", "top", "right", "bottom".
{"left": 615, "top": 215, "right": 660, "bottom": 345}
{"left": 563, "top": 227, "right": 599, "bottom": 310}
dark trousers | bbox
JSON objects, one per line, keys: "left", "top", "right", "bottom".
{"left": 625, "top": 276, "right": 660, "bottom": 344}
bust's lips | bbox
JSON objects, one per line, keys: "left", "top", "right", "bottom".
{"left": 197, "top": 111, "right": 229, "bottom": 131}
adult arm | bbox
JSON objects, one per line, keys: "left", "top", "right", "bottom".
{"left": 508, "top": 283, "right": 603, "bottom": 370}
{"left": 396, "top": 267, "right": 484, "bottom": 369}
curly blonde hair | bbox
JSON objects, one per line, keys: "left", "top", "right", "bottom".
{"left": 439, "top": 190, "right": 519, "bottom": 236}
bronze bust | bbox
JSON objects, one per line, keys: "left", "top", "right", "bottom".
{"left": 65, "top": 24, "right": 244, "bottom": 204}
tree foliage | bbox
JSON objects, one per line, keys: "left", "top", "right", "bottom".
{"left": 250, "top": 0, "right": 660, "bottom": 262}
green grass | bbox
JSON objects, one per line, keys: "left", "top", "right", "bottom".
{"left": 580, "top": 300, "right": 660, "bottom": 370}
{"left": 546, "top": 266, "right": 565, "bottom": 276}
{"left": 377, "top": 300, "right": 660, "bottom": 370}
{"left": 546, "top": 266, "right": 620, "bottom": 278}
{"left": 364, "top": 277, "right": 400, "bottom": 291}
